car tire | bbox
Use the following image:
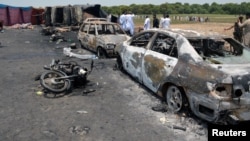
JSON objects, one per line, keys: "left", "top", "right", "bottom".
{"left": 166, "top": 85, "right": 186, "bottom": 113}
{"left": 97, "top": 47, "right": 107, "bottom": 59}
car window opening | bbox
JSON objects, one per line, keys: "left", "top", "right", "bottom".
{"left": 188, "top": 38, "right": 243, "bottom": 58}
{"left": 130, "top": 32, "right": 154, "bottom": 48}
{"left": 151, "top": 33, "right": 178, "bottom": 58}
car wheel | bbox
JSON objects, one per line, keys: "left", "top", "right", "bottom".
{"left": 166, "top": 85, "right": 185, "bottom": 113}
{"left": 97, "top": 47, "right": 106, "bottom": 59}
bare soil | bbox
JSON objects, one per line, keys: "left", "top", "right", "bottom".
{"left": 172, "top": 22, "right": 233, "bottom": 36}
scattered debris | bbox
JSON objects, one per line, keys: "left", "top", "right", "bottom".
{"left": 42, "top": 130, "right": 56, "bottom": 137}
{"left": 69, "top": 43, "right": 77, "bottom": 49}
{"left": 63, "top": 47, "right": 98, "bottom": 60}
{"left": 159, "top": 117, "right": 167, "bottom": 124}
{"left": 69, "top": 126, "right": 90, "bottom": 135}
{"left": 39, "top": 59, "right": 93, "bottom": 97}
{"left": 55, "top": 27, "right": 71, "bottom": 32}
{"left": 36, "top": 91, "right": 43, "bottom": 96}
{"left": 82, "top": 89, "right": 96, "bottom": 95}
{"left": 40, "top": 26, "right": 57, "bottom": 36}
{"left": 76, "top": 110, "right": 88, "bottom": 114}
{"left": 50, "top": 33, "right": 65, "bottom": 42}
{"left": 10, "top": 23, "right": 34, "bottom": 29}
{"left": 152, "top": 104, "right": 168, "bottom": 113}
{"left": 172, "top": 125, "right": 187, "bottom": 131}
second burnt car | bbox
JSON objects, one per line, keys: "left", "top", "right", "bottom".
{"left": 115, "top": 28, "right": 250, "bottom": 124}
{"left": 77, "top": 18, "right": 130, "bottom": 58}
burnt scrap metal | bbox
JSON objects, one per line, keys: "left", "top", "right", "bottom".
{"left": 40, "top": 26, "right": 57, "bottom": 35}
{"left": 63, "top": 47, "right": 97, "bottom": 60}
{"left": 50, "top": 33, "right": 65, "bottom": 42}
{"left": 172, "top": 125, "right": 187, "bottom": 131}
{"left": 39, "top": 59, "right": 94, "bottom": 98}
{"left": 43, "top": 4, "right": 109, "bottom": 27}
{"left": 77, "top": 18, "right": 130, "bottom": 58}
{"left": 116, "top": 28, "right": 250, "bottom": 124}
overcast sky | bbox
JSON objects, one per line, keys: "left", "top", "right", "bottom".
{"left": 0, "top": 0, "right": 247, "bottom": 7}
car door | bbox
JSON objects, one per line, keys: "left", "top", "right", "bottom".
{"left": 85, "top": 23, "right": 97, "bottom": 52}
{"left": 78, "top": 23, "right": 89, "bottom": 48}
{"left": 141, "top": 32, "right": 178, "bottom": 92}
{"left": 122, "top": 32, "right": 155, "bottom": 83}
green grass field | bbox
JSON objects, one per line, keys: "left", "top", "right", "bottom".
{"left": 133, "top": 14, "right": 243, "bottom": 26}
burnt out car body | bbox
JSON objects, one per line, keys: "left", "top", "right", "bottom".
{"left": 115, "top": 28, "right": 250, "bottom": 124}
{"left": 77, "top": 18, "right": 130, "bottom": 58}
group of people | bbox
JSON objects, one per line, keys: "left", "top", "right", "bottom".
{"left": 225, "top": 13, "right": 250, "bottom": 47}
{"left": 118, "top": 12, "right": 172, "bottom": 36}
{"left": 143, "top": 14, "right": 171, "bottom": 30}
{"left": 118, "top": 12, "right": 250, "bottom": 48}
{"left": 119, "top": 11, "right": 135, "bottom": 36}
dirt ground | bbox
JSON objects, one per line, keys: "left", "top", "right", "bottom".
{"left": 172, "top": 22, "right": 233, "bottom": 36}
{"left": 0, "top": 22, "right": 233, "bottom": 141}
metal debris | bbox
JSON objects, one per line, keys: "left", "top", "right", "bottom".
{"left": 69, "top": 126, "right": 90, "bottom": 135}
{"left": 63, "top": 47, "right": 97, "bottom": 59}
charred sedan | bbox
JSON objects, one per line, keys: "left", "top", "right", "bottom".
{"left": 78, "top": 18, "right": 130, "bottom": 58}
{"left": 115, "top": 28, "right": 250, "bottom": 124}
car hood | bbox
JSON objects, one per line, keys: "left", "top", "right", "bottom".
{"left": 101, "top": 35, "right": 129, "bottom": 44}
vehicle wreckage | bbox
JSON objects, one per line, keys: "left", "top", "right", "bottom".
{"left": 115, "top": 28, "right": 250, "bottom": 124}
{"left": 77, "top": 18, "right": 130, "bottom": 58}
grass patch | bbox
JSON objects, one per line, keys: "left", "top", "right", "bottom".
{"left": 133, "top": 14, "right": 242, "bottom": 26}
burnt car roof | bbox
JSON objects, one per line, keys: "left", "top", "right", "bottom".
{"left": 146, "top": 28, "right": 230, "bottom": 40}
{"left": 83, "top": 18, "right": 108, "bottom": 22}
{"left": 83, "top": 18, "right": 116, "bottom": 25}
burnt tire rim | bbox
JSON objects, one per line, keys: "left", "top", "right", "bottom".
{"left": 166, "top": 85, "right": 183, "bottom": 113}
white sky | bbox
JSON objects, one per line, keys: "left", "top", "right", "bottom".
{"left": 0, "top": 0, "right": 247, "bottom": 7}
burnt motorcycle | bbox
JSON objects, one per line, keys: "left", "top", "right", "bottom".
{"left": 40, "top": 59, "right": 93, "bottom": 94}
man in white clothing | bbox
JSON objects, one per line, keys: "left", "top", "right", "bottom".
{"left": 125, "top": 11, "right": 135, "bottom": 36}
{"left": 143, "top": 16, "right": 150, "bottom": 30}
{"left": 160, "top": 14, "right": 171, "bottom": 29}
{"left": 119, "top": 11, "right": 127, "bottom": 31}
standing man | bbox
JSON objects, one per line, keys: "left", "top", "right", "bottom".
{"left": 238, "top": 13, "right": 250, "bottom": 47}
{"left": 153, "top": 14, "right": 159, "bottom": 28}
{"left": 143, "top": 16, "right": 150, "bottom": 30}
{"left": 119, "top": 11, "right": 127, "bottom": 32}
{"left": 224, "top": 16, "right": 244, "bottom": 43}
{"left": 160, "top": 14, "right": 171, "bottom": 29}
{"left": 125, "top": 11, "right": 135, "bottom": 36}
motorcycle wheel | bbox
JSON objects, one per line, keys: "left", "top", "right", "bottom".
{"left": 40, "top": 70, "right": 71, "bottom": 93}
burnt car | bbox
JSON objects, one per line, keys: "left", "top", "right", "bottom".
{"left": 115, "top": 28, "right": 250, "bottom": 124}
{"left": 77, "top": 18, "right": 130, "bottom": 58}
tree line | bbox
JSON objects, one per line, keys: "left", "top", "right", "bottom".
{"left": 102, "top": 2, "right": 250, "bottom": 15}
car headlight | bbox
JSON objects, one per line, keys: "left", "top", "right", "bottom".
{"left": 209, "top": 83, "right": 232, "bottom": 100}
{"left": 106, "top": 44, "right": 115, "bottom": 49}
{"left": 210, "top": 83, "right": 243, "bottom": 100}
{"left": 232, "top": 84, "right": 244, "bottom": 98}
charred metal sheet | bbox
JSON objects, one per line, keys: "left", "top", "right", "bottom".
{"left": 131, "top": 52, "right": 140, "bottom": 69}
{"left": 63, "top": 47, "right": 97, "bottom": 59}
{"left": 143, "top": 54, "right": 176, "bottom": 87}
